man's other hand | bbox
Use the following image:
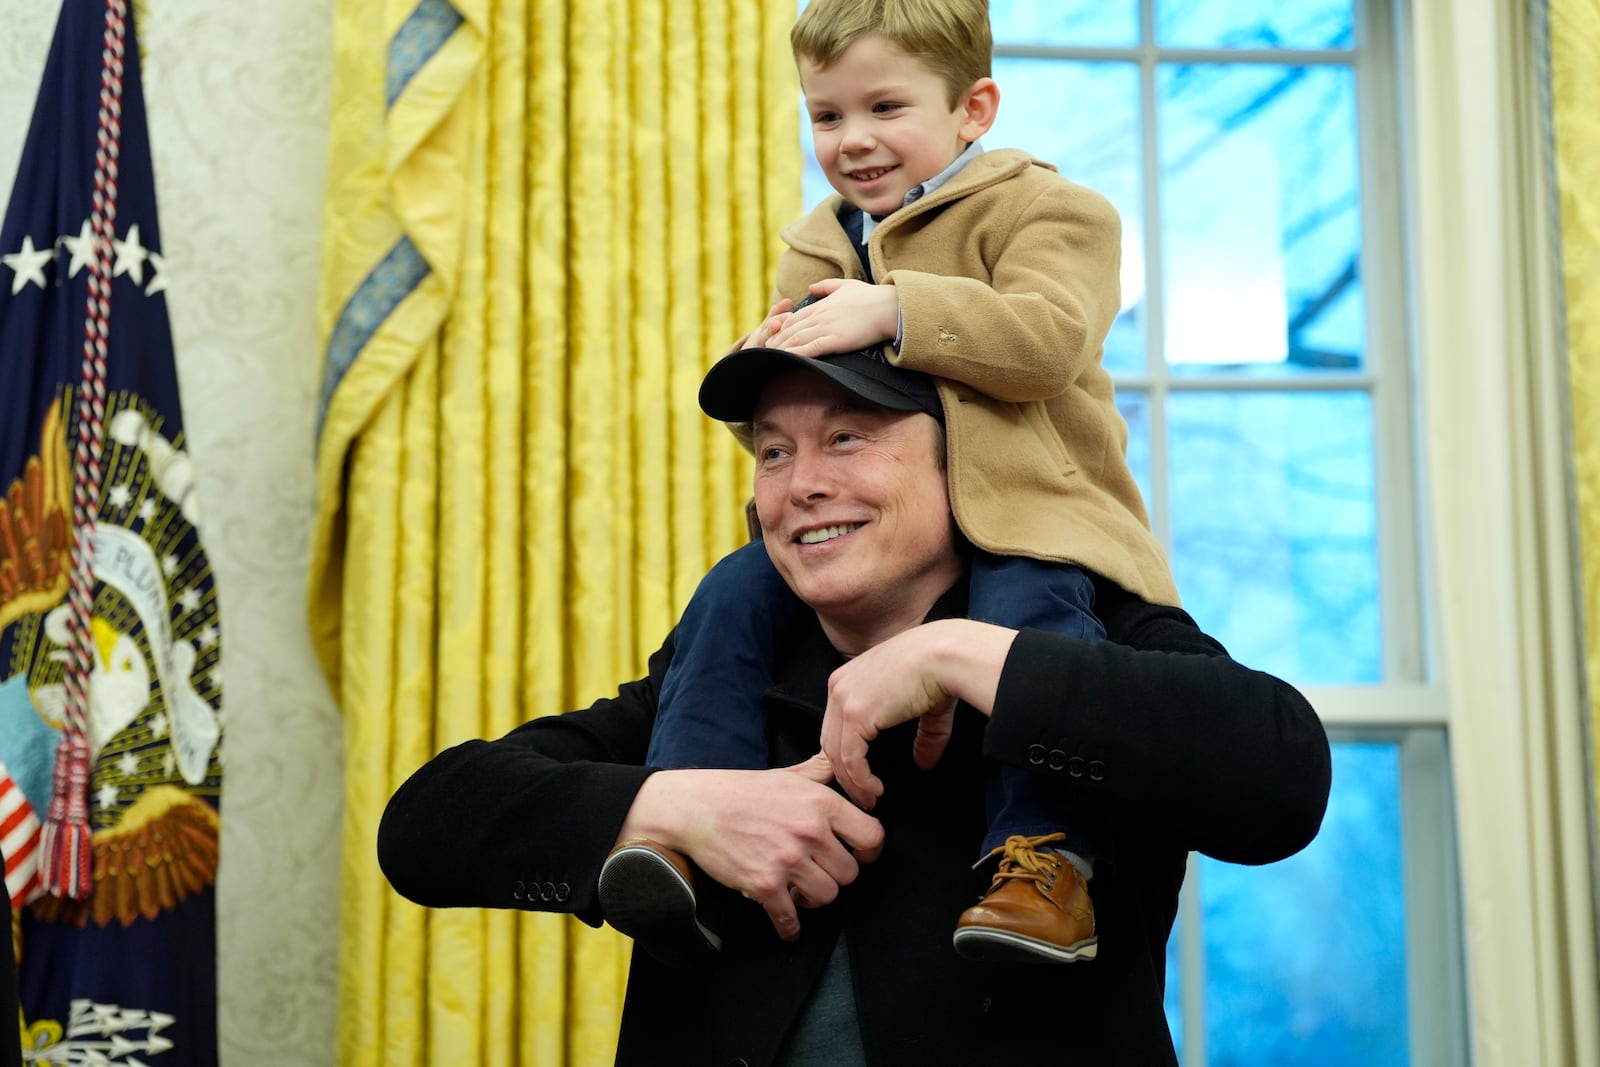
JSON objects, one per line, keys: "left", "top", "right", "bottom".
{"left": 620, "top": 756, "right": 883, "bottom": 942}
{"left": 820, "top": 620, "right": 1017, "bottom": 808}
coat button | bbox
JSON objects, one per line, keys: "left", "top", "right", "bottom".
{"left": 540, "top": 882, "right": 556, "bottom": 902}
{"left": 513, "top": 881, "right": 525, "bottom": 901}
{"left": 1089, "top": 760, "right": 1106, "bottom": 781}
{"left": 1027, "top": 744, "right": 1047, "bottom": 766}
{"left": 1068, "top": 756, "right": 1086, "bottom": 778}
{"left": 1047, "top": 749, "right": 1066, "bottom": 771}
{"left": 555, "top": 882, "right": 571, "bottom": 902}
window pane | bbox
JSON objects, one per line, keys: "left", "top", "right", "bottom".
{"left": 990, "top": 59, "right": 1144, "bottom": 374}
{"left": 1165, "top": 931, "right": 1184, "bottom": 1057}
{"left": 1168, "top": 391, "right": 1379, "bottom": 684}
{"left": 1116, "top": 391, "right": 1151, "bottom": 508}
{"left": 1155, "top": 0, "right": 1354, "bottom": 50}
{"left": 991, "top": 0, "right": 1139, "bottom": 47}
{"left": 1158, "top": 64, "right": 1364, "bottom": 374}
{"left": 1199, "top": 741, "right": 1409, "bottom": 1065}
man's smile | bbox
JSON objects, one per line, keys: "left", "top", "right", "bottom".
{"left": 796, "top": 522, "right": 865, "bottom": 545}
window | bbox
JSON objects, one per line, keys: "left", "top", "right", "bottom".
{"left": 797, "top": 1, "right": 1464, "bottom": 1062}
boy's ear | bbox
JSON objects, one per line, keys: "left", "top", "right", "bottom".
{"left": 958, "top": 77, "right": 1000, "bottom": 142}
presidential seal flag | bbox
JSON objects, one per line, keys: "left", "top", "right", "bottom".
{"left": 0, "top": 1, "right": 223, "bottom": 1063}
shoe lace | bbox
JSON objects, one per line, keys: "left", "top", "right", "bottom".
{"left": 978, "top": 832, "right": 1068, "bottom": 894}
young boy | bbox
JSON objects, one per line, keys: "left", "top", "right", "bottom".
{"left": 600, "top": 0, "right": 1181, "bottom": 969}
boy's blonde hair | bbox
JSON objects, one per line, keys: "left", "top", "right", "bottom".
{"left": 792, "top": 0, "right": 992, "bottom": 108}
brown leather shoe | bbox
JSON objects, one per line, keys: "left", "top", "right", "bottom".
{"left": 598, "top": 837, "right": 722, "bottom": 968}
{"left": 952, "top": 833, "right": 1098, "bottom": 963}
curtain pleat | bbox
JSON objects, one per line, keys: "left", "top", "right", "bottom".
{"left": 1550, "top": 0, "right": 1600, "bottom": 897}
{"left": 309, "top": 0, "right": 799, "bottom": 1062}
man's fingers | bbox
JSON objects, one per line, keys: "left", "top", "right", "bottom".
{"left": 758, "top": 890, "right": 802, "bottom": 942}
{"left": 833, "top": 735, "right": 883, "bottom": 809}
{"left": 810, "top": 836, "right": 863, "bottom": 892}
{"left": 789, "top": 864, "right": 842, "bottom": 910}
{"left": 910, "top": 704, "right": 956, "bottom": 771}
{"left": 837, "top": 769, "right": 882, "bottom": 810}
{"left": 829, "top": 797, "right": 885, "bottom": 860}
{"left": 790, "top": 751, "right": 835, "bottom": 784}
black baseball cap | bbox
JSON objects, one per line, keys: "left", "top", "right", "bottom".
{"left": 698, "top": 344, "right": 944, "bottom": 423}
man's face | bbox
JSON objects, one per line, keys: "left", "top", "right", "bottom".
{"left": 800, "top": 34, "right": 974, "bottom": 218}
{"left": 751, "top": 370, "right": 962, "bottom": 652}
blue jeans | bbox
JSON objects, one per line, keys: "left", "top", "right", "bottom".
{"left": 648, "top": 546, "right": 1110, "bottom": 868}
{"left": 648, "top": 542, "right": 798, "bottom": 769}
{"left": 969, "top": 554, "right": 1108, "bottom": 866}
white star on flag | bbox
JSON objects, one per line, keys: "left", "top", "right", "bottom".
{"left": 118, "top": 751, "right": 139, "bottom": 777}
{"left": 112, "top": 222, "right": 149, "bottom": 285}
{"left": 97, "top": 781, "right": 120, "bottom": 809}
{"left": 177, "top": 587, "right": 202, "bottom": 613}
{"left": 2, "top": 234, "right": 53, "bottom": 293}
{"left": 197, "top": 625, "right": 220, "bottom": 648}
{"left": 107, "top": 483, "right": 133, "bottom": 508}
{"left": 61, "top": 218, "right": 96, "bottom": 277}
{"left": 146, "top": 249, "right": 169, "bottom": 295}
{"left": 138, "top": 498, "right": 157, "bottom": 523}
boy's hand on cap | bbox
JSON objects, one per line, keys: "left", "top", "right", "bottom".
{"left": 736, "top": 297, "right": 797, "bottom": 352}
{"left": 767, "top": 278, "right": 899, "bottom": 358}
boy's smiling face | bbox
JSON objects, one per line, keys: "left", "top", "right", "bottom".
{"left": 800, "top": 34, "right": 996, "bottom": 218}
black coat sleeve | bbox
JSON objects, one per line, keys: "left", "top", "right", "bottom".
{"left": 982, "top": 582, "right": 1331, "bottom": 865}
{"left": 1, "top": 870, "right": 19, "bottom": 1067}
{"left": 376, "top": 632, "right": 677, "bottom": 924}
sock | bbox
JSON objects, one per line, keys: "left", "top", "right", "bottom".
{"left": 1057, "top": 849, "right": 1093, "bottom": 882}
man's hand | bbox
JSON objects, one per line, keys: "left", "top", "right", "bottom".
{"left": 766, "top": 278, "right": 899, "bottom": 356}
{"left": 820, "top": 620, "right": 1018, "bottom": 808}
{"left": 619, "top": 754, "right": 883, "bottom": 942}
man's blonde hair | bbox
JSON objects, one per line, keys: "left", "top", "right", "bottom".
{"left": 792, "top": 0, "right": 992, "bottom": 108}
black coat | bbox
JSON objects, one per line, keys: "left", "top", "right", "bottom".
{"left": 379, "top": 578, "right": 1331, "bottom": 1065}
{"left": 2, "top": 869, "right": 19, "bottom": 1067}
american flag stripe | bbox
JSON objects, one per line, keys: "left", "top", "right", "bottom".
{"left": 1, "top": 770, "right": 44, "bottom": 905}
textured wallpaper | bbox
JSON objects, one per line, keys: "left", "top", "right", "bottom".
{"left": 0, "top": 2, "right": 344, "bottom": 1064}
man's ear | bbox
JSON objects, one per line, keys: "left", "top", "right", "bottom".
{"left": 958, "top": 77, "right": 1000, "bottom": 142}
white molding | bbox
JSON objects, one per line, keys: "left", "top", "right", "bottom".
{"left": 1304, "top": 684, "right": 1447, "bottom": 726}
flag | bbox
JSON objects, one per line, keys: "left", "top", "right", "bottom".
{"left": 0, "top": 0, "right": 223, "bottom": 1063}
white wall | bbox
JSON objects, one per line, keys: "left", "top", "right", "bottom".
{"left": 0, "top": 2, "right": 343, "bottom": 1064}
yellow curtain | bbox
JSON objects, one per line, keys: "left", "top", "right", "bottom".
{"left": 1550, "top": 3, "right": 1600, "bottom": 857}
{"left": 306, "top": 0, "right": 800, "bottom": 1062}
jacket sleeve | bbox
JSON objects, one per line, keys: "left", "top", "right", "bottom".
{"left": 884, "top": 179, "right": 1122, "bottom": 403}
{"left": 376, "top": 633, "right": 676, "bottom": 924}
{"left": 981, "top": 587, "right": 1331, "bottom": 865}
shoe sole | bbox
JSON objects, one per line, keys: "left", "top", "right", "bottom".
{"left": 951, "top": 926, "right": 1099, "bottom": 964}
{"left": 598, "top": 844, "right": 721, "bottom": 968}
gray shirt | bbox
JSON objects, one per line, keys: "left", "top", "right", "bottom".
{"left": 774, "top": 934, "right": 868, "bottom": 1065}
